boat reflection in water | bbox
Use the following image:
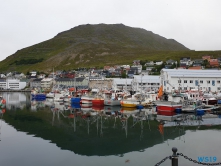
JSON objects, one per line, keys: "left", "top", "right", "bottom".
{"left": 2, "top": 92, "right": 221, "bottom": 157}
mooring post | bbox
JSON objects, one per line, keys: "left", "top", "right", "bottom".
{"left": 171, "top": 147, "right": 178, "bottom": 166}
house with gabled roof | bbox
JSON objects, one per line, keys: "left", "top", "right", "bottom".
{"left": 193, "top": 59, "right": 204, "bottom": 64}
{"left": 209, "top": 59, "right": 219, "bottom": 67}
{"left": 133, "top": 60, "right": 140, "bottom": 65}
{"left": 202, "top": 55, "right": 211, "bottom": 61}
{"left": 217, "top": 57, "right": 221, "bottom": 66}
{"left": 180, "top": 63, "right": 187, "bottom": 69}
{"left": 155, "top": 61, "right": 163, "bottom": 65}
{"left": 114, "top": 68, "right": 122, "bottom": 77}
{"left": 166, "top": 59, "right": 177, "bottom": 65}
{"left": 180, "top": 57, "right": 193, "bottom": 66}
{"left": 145, "top": 61, "right": 154, "bottom": 66}
{"left": 127, "top": 70, "right": 136, "bottom": 78}
{"left": 30, "top": 78, "right": 43, "bottom": 88}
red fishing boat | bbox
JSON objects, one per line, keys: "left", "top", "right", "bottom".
{"left": 92, "top": 95, "right": 104, "bottom": 106}
{"left": 156, "top": 101, "right": 182, "bottom": 115}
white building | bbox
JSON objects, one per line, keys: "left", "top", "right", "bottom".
{"left": 0, "top": 79, "right": 26, "bottom": 90}
{"left": 133, "top": 75, "right": 161, "bottom": 93}
{"left": 180, "top": 57, "right": 193, "bottom": 66}
{"left": 155, "top": 61, "right": 163, "bottom": 65}
{"left": 160, "top": 69, "right": 221, "bottom": 93}
{"left": 41, "top": 78, "right": 53, "bottom": 89}
{"left": 130, "top": 65, "right": 142, "bottom": 74}
{"left": 112, "top": 78, "right": 133, "bottom": 91}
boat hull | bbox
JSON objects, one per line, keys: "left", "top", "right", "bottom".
{"left": 81, "top": 96, "right": 93, "bottom": 104}
{"left": 120, "top": 101, "right": 151, "bottom": 107}
{"left": 71, "top": 97, "right": 81, "bottom": 103}
{"left": 202, "top": 99, "right": 217, "bottom": 105}
{"left": 157, "top": 105, "right": 182, "bottom": 112}
{"left": 92, "top": 99, "right": 104, "bottom": 106}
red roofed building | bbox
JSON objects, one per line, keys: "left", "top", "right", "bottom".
{"left": 202, "top": 55, "right": 211, "bottom": 61}
{"left": 209, "top": 59, "right": 219, "bottom": 67}
{"left": 188, "top": 66, "right": 202, "bottom": 70}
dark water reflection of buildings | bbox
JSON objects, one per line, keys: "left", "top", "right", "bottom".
{"left": 2, "top": 92, "right": 31, "bottom": 110}
{"left": 1, "top": 92, "right": 221, "bottom": 157}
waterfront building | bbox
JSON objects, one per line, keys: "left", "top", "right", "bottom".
{"left": 30, "top": 78, "right": 43, "bottom": 88}
{"left": 112, "top": 78, "right": 133, "bottom": 91}
{"left": 89, "top": 78, "right": 112, "bottom": 90}
{"left": 160, "top": 69, "right": 221, "bottom": 93}
{"left": 130, "top": 65, "right": 142, "bottom": 74}
{"left": 132, "top": 75, "right": 160, "bottom": 93}
{"left": 41, "top": 78, "right": 53, "bottom": 90}
{"left": 55, "top": 77, "right": 88, "bottom": 88}
{"left": 0, "top": 78, "right": 26, "bottom": 90}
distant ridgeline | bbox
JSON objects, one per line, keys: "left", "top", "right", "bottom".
{"left": 1, "top": 23, "right": 221, "bottom": 73}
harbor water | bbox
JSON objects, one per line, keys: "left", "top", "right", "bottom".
{"left": 0, "top": 92, "right": 221, "bottom": 166}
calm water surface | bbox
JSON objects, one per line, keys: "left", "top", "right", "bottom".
{"left": 0, "top": 92, "right": 221, "bottom": 166}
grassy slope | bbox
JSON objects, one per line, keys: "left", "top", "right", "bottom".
{"left": 1, "top": 24, "right": 220, "bottom": 73}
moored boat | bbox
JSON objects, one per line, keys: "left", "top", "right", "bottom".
{"left": 103, "top": 90, "right": 124, "bottom": 106}
{"left": 155, "top": 101, "right": 182, "bottom": 114}
{"left": 120, "top": 92, "right": 154, "bottom": 108}
{"left": 92, "top": 96, "right": 104, "bottom": 106}
{"left": 202, "top": 92, "right": 217, "bottom": 105}
{"left": 81, "top": 89, "right": 98, "bottom": 104}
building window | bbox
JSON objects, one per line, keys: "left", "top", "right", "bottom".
{"left": 207, "top": 80, "right": 210, "bottom": 84}
{"left": 184, "top": 80, "right": 187, "bottom": 83}
{"left": 217, "top": 80, "right": 220, "bottom": 84}
{"left": 190, "top": 80, "right": 193, "bottom": 83}
{"left": 200, "top": 80, "right": 203, "bottom": 83}
{"left": 184, "top": 87, "right": 187, "bottom": 90}
{"left": 178, "top": 80, "right": 181, "bottom": 83}
{"left": 218, "top": 87, "right": 220, "bottom": 90}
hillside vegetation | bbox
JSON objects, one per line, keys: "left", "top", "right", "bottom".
{"left": 1, "top": 23, "right": 220, "bottom": 73}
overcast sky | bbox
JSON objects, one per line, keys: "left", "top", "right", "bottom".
{"left": 1, "top": 0, "right": 221, "bottom": 61}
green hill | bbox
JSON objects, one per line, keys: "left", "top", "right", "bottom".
{"left": 0, "top": 23, "right": 220, "bottom": 73}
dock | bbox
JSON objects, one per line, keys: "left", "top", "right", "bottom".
{"left": 0, "top": 90, "right": 31, "bottom": 92}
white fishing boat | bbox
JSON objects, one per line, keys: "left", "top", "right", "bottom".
{"left": 46, "top": 91, "right": 55, "bottom": 98}
{"left": 103, "top": 90, "right": 124, "bottom": 106}
{"left": 81, "top": 88, "right": 99, "bottom": 104}
{"left": 120, "top": 92, "right": 154, "bottom": 108}
{"left": 202, "top": 92, "right": 217, "bottom": 105}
